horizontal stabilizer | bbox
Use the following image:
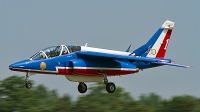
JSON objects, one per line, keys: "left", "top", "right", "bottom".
{"left": 152, "top": 62, "right": 191, "bottom": 68}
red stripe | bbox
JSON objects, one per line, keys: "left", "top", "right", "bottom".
{"left": 57, "top": 68, "right": 72, "bottom": 74}
{"left": 9, "top": 68, "right": 64, "bottom": 75}
{"left": 10, "top": 68, "right": 138, "bottom": 76}
{"left": 156, "top": 30, "right": 172, "bottom": 58}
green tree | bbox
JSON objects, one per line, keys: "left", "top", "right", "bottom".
{"left": 0, "top": 76, "right": 72, "bottom": 112}
{"left": 1, "top": 76, "right": 200, "bottom": 112}
{"left": 73, "top": 82, "right": 143, "bottom": 112}
{"left": 158, "top": 95, "right": 200, "bottom": 112}
{"left": 54, "top": 94, "right": 72, "bottom": 112}
{"left": 0, "top": 76, "right": 36, "bottom": 111}
{"left": 138, "top": 93, "right": 162, "bottom": 111}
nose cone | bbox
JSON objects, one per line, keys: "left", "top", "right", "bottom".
{"left": 9, "top": 63, "right": 25, "bottom": 69}
{"left": 9, "top": 59, "right": 30, "bottom": 71}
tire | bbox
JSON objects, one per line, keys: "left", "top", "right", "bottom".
{"left": 25, "top": 83, "right": 32, "bottom": 89}
{"left": 106, "top": 82, "right": 116, "bottom": 93}
{"left": 78, "top": 83, "right": 87, "bottom": 93}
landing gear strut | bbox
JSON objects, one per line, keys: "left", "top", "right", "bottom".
{"left": 25, "top": 73, "right": 32, "bottom": 89}
{"left": 98, "top": 70, "right": 116, "bottom": 93}
{"left": 78, "top": 82, "right": 87, "bottom": 93}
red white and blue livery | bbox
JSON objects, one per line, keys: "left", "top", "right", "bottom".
{"left": 9, "top": 20, "right": 190, "bottom": 93}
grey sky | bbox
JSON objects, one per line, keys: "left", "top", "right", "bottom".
{"left": 0, "top": 1, "right": 199, "bottom": 99}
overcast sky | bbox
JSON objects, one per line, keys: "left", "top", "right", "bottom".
{"left": 0, "top": 0, "right": 199, "bottom": 99}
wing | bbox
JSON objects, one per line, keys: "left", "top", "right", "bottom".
{"left": 76, "top": 51, "right": 191, "bottom": 68}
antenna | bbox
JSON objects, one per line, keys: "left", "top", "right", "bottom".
{"left": 126, "top": 45, "right": 131, "bottom": 52}
{"left": 85, "top": 43, "right": 88, "bottom": 47}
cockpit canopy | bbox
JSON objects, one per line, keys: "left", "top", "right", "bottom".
{"left": 30, "top": 45, "right": 81, "bottom": 60}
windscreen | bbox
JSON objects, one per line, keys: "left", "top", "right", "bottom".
{"left": 30, "top": 45, "right": 68, "bottom": 60}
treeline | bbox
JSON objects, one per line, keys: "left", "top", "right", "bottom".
{"left": 0, "top": 76, "right": 200, "bottom": 112}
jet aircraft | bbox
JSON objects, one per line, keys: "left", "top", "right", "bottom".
{"left": 9, "top": 20, "right": 190, "bottom": 93}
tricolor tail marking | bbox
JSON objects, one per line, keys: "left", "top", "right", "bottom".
{"left": 146, "top": 20, "right": 174, "bottom": 58}
{"left": 155, "top": 30, "right": 172, "bottom": 58}
{"left": 147, "top": 29, "right": 172, "bottom": 58}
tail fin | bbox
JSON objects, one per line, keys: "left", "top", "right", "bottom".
{"left": 133, "top": 20, "right": 174, "bottom": 58}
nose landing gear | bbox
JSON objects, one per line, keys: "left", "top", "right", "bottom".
{"left": 25, "top": 73, "right": 32, "bottom": 89}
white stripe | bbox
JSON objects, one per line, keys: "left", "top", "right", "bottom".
{"left": 73, "top": 67, "right": 137, "bottom": 71}
{"left": 13, "top": 67, "right": 137, "bottom": 73}
{"left": 146, "top": 29, "right": 168, "bottom": 57}
{"left": 56, "top": 67, "right": 73, "bottom": 71}
{"left": 11, "top": 68, "right": 58, "bottom": 73}
{"left": 56, "top": 66, "right": 137, "bottom": 71}
{"left": 81, "top": 46, "right": 130, "bottom": 56}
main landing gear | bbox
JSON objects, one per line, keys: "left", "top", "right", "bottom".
{"left": 98, "top": 70, "right": 116, "bottom": 93}
{"left": 78, "top": 82, "right": 87, "bottom": 93}
{"left": 25, "top": 73, "right": 32, "bottom": 89}
{"left": 77, "top": 71, "right": 116, "bottom": 94}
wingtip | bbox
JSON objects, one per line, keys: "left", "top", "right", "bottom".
{"left": 187, "top": 66, "right": 193, "bottom": 68}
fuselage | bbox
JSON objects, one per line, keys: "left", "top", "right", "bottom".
{"left": 9, "top": 20, "right": 180, "bottom": 83}
{"left": 9, "top": 45, "right": 145, "bottom": 77}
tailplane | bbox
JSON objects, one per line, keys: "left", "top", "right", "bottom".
{"left": 132, "top": 20, "right": 174, "bottom": 58}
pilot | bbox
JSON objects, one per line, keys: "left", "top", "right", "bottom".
{"left": 62, "top": 49, "right": 68, "bottom": 55}
{"left": 40, "top": 53, "right": 46, "bottom": 59}
{"left": 55, "top": 51, "right": 59, "bottom": 56}
{"left": 55, "top": 46, "right": 61, "bottom": 56}
{"left": 45, "top": 50, "right": 51, "bottom": 58}
{"left": 50, "top": 50, "right": 56, "bottom": 57}
{"left": 68, "top": 47, "right": 72, "bottom": 53}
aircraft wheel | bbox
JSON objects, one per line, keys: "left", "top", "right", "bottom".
{"left": 25, "top": 82, "right": 32, "bottom": 89}
{"left": 78, "top": 83, "right": 87, "bottom": 93}
{"left": 106, "top": 82, "right": 116, "bottom": 93}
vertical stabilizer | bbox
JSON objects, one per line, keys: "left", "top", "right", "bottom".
{"left": 133, "top": 20, "right": 174, "bottom": 58}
